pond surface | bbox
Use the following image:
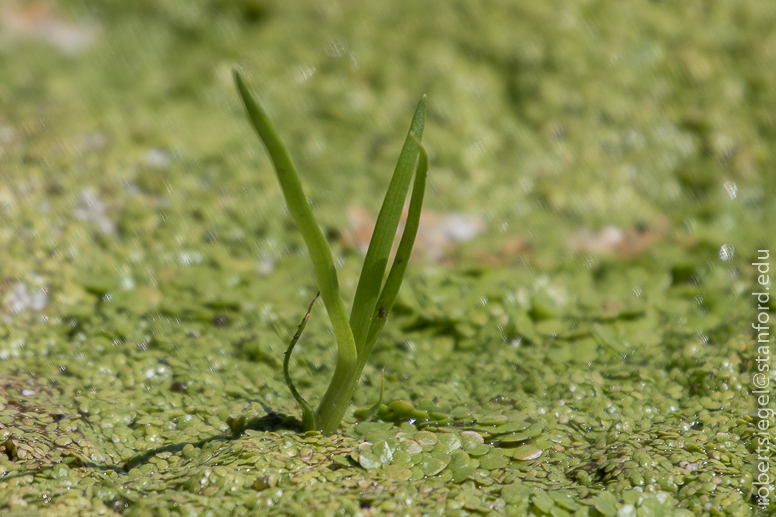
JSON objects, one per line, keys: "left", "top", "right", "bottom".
{"left": 0, "top": 0, "right": 773, "bottom": 515}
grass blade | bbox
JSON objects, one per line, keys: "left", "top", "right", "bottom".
{"left": 283, "top": 292, "right": 321, "bottom": 431}
{"left": 349, "top": 96, "right": 426, "bottom": 353}
{"left": 234, "top": 70, "right": 357, "bottom": 431}
{"left": 360, "top": 142, "right": 428, "bottom": 360}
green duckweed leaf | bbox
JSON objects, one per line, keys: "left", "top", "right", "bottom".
{"left": 532, "top": 490, "right": 555, "bottom": 513}
{"left": 460, "top": 431, "right": 484, "bottom": 450}
{"left": 385, "top": 464, "right": 412, "bottom": 481}
{"left": 358, "top": 449, "right": 382, "bottom": 470}
{"left": 420, "top": 455, "right": 450, "bottom": 476}
{"left": 437, "top": 433, "right": 462, "bottom": 451}
{"left": 513, "top": 444, "right": 543, "bottom": 461}
{"left": 479, "top": 453, "right": 508, "bottom": 470}
{"left": 593, "top": 494, "right": 618, "bottom": 517}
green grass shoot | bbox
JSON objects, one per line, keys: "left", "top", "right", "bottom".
{"left": 234, "top": 70, "right": 428, "bottom": 434}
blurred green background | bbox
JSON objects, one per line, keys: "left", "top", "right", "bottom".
{"left": 0, "top": 0, "right": 773, "bottom": 515}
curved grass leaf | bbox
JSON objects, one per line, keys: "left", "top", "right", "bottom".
{"left": 360, "top": 142, "right": 428, "bottom": 364}
{"left": 234, "top": 71, "right": 356, "bottom": 369}
{"left": 283, "top": 292, "right": 321, "bottom": 431}
{"left": 234, "top": 70, "right": 358, "bottom": 433}
{"left": 349, "top": 96, "right": 426, "bottom": 354}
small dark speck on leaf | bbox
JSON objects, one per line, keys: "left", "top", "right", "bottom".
{"left": 170, "top": 382, "right": 188, "bottom": 394}
{"left": 214, "top": 315, "right": 230, "bottom": 327}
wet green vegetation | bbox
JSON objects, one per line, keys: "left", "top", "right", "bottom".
{"left": 0, "top": 0, "right": 774, "bottom": 515}
{"left": 235, "top": 71, "right": 429, "bottom": 433}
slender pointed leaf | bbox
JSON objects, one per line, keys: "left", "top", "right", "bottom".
{"left": 283, "top": 293, "right": 322, "bottom": 431}
{"left": 360, "top": 143, "right": 428, "bottom": 361}
{"left": 234, "top": 71, "right": 358, "bottom": 433}
{"left": 350, "top": 96, "right": 426, "bottom": 353}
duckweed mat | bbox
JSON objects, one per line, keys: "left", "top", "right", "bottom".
{"left": 1, "top": 0, "right": 773, "bottom": 515}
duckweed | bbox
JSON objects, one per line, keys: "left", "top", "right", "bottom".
{"left": 1, "top": 0, "right": 771, "bottom": 515}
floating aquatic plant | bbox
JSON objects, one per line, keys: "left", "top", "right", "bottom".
{"left": 234, "top": 70, "right": 428, "bottom": 434}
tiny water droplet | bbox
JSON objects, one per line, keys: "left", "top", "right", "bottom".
{"left": 719, "top": 244, "right": 734, "bottom": 261}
